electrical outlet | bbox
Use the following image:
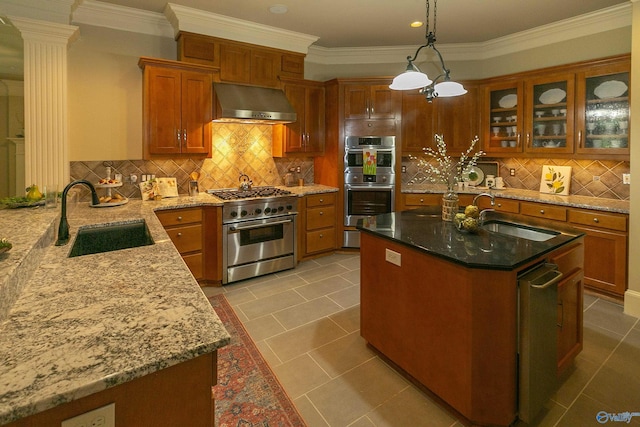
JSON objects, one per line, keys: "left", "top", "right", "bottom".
{"left": 401, "top": 165, "right": 407, "bottom": 173}
{"left": 61, "top": 403, "right": 115, "bottom": 427}
{"left": 296, "top": 166, "right": 301, "bottom": 173}
{"left": 623, "top": 173, "right": 631, "bottom": 184}
{"left": 593, "top": 175, "right": 601, "bottom": 182}
{"left": 509, "top": 168, "right": 516, "bottom": 177}
{"left": 385, "top": 249, "right": 401, "bottom": 266}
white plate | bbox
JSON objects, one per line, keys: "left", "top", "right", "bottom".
{"left": 498, "top": 94, "right": 517, "bottom": 108}
{"left": 539, "top": 88, "right": 566, "bottom": 104}
{"left": 594, "top": 80, "right": 628, "bottom": 99}
{"left": 95, "top": 182, "right": 122, "bottom": 188}
{"left": 463, "top": 166, "right": 485, "bottom": 186}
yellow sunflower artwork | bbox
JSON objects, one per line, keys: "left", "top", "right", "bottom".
{"left": 539, "top": 165, "right": 572, "bottom": 195}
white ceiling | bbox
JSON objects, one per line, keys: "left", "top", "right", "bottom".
{"left": 94, "top": 0, "right": 629, "bottom": 48}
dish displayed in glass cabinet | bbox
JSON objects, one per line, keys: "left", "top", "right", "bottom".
{"left": 583, "top": 72, "right": 629, "bottom": 150}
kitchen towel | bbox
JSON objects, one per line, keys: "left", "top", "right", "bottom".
{"left": 363, "top": 149, "right": 377, "bottom": 175}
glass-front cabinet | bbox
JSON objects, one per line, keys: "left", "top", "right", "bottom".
{"left": 575, "top": 62, "right": 630, "bottom": 155}
{"left": 484, "top": 81, "right": 524, "bottom": 153}
{"left": 524, "top": 73, "right": 575, "bottom": 154}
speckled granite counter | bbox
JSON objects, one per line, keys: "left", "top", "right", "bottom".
{"left": 0, "top": 185, "right": 337, "bottom": 425}
{"left": 403, "top": 184, "right": 630, "bottom": 214}
{"left": 357, "top": 207, "right": 584, "bottom": 270}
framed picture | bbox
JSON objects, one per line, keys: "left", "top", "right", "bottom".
{"left": 539, "top": 165, "right": 572, "bottom": 195}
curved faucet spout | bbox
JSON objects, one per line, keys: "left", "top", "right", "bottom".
{"left": 55, "top": 180, "right": 100, "bottom": 246}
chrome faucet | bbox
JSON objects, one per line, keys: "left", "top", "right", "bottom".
{"left": 473, "top": 192, "right": 496, "bottom": 225}
{"left": 55, "top": 180, "right": 100, "bottom": 246}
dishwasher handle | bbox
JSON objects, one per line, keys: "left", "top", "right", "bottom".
{"left": 530, "top": 269, "right": 563, "bottom": 290}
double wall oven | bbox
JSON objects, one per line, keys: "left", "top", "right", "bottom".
{"left": 208, "top": 187, "right": 297, "bottom": 284}
{"left": 343, "top": 136, "right": 396, "bottom": 248}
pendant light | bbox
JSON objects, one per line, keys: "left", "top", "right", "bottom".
{"left": 389, "top": 0, "right": 466, "bottom": 102}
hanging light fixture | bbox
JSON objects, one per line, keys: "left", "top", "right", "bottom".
{"left": 389, "top": 0, "right": 466, "bottom": 102}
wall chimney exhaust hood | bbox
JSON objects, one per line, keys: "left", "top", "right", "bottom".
{"left": 213, "top": 82, "right": 297, "bottom": 124}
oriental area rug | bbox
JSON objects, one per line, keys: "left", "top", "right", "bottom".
{"left": 208, "top": 294, "right": 307, "bottom": 427}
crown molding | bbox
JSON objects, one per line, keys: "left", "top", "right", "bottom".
{"left": 11, "top": 16, "right": 79, "bottom": 44}
{"left": 306, "top": 3, "right": 632, "bottom": 65}
{"left": 164, "top": 3, "right": 319, "bottom": 54}
{"left": 0, "top": 0, "right": 75, "bottom": 24}
{"left": 72, "top": 0, "right": 173, "bottom": 38}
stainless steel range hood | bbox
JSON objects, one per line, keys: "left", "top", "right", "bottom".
{"left": 213, "top": 82, "right": 297, "bottom": 124}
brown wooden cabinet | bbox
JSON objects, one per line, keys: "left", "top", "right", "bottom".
{"left": 177, "top": 32, "right": 304, "bottom": 87}
{"left": 483, "top": 80, "right": 524, "bottom": 154}
{"left": 156, "top": 207, "right": 205, "bottom": 281}
{"left": 401, "top": 91, "right": 436, "bottom": 152}
{"left": 139, "top": 57, "right": 213, "bottom": 159}
{"left": 273, "top": 79, "right": 325, "bottom": 156}
{"left": 344, "top": 84, "right": 398, "bottom": 120}
{"left": 299, "top": 193, "right": 337, "bottom": 259}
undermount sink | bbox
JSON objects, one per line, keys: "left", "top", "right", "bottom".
{"left": 68, "top": 219, "right": 154, "bottom": 257}
{"left": 481, "top": 220, "right": 559, "bottom": 242}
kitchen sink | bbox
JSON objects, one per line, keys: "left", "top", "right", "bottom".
{"left": 481, "top": 220, "right": 559, "bottom": 242}
{"left": 68, "top": 219, "right": 154, "bottom": 257}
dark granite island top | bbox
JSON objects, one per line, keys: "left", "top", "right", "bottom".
{"left": 357, "top": 207, "right": 584, "bottom": 270}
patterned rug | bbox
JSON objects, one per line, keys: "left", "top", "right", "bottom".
{"left": 208, "top": 294, "right": 307, "bottom": 427}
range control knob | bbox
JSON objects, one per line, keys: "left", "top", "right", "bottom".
{"left": 230, "top": 211, "right": 238, "bottom": 218}
{"left": 270, "top": 206, "right": 277, "bottom": 213}
{"left": 278, "top": 206, "right": 284, "bottom": 212}
{"left": 241, "top": 210, "right": 248, "bottom": 217}
{"left": 286, "top": 204, "right": 293, "bottom": 210}
{"left": 255, "top": 208, "right": 262, "bottom": 214}
{"left": 264, "top": 207, "right": 271, "bottom": 213}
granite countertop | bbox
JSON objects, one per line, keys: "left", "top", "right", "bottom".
{"left": 357, "top": 207, "right": 584, "bottom": 270}
{"left": 402, "top": 184, "right": 630, "bottom": 214}
{"left": 0, "top": 184, "right": 338, "bottom": 424}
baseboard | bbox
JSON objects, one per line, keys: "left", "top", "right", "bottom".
{"left": 623, "top": 289, "right": 640, "bottom": 318}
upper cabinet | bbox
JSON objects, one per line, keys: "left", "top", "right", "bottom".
{"left": 482, "top": 54, "right": 630, "bottom": 160}
{"left": 273, "top": 78, "right": 325, "bottom": 156}
{"left": 575, "top": 60, "right": 630, "bottom": 156}
{"left": 139, "top": 57, "right": 214, "bottom": 159}
{"left": 344, "top": 84, "right": 398, "bottom": 120}
{"left": 177, "top": 32, "right": 305, "bottom": 88}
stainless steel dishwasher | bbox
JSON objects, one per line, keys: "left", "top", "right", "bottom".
{"left": 518, "top": 262, "right": 563, "bottom": 424}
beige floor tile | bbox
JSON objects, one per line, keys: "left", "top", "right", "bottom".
{"left": 293, "top": 395, "right": 330, "bottom": 427}
{"left": 341, "top": 268, "right": 361, "bottom": 285}
{"left": 274, "top": 296, "right": 343, "bottom": 330}
{"left": 237, "top": 289, "right": 306, "bottom": 320}
{"left": 306, "top": 358, "right": 409, "bottom": 426}
{"left": 366, "top": 385, "right": 456, "bottom": 427}
{"left": 348, "top": 416, "right": 376, "bottom": 427}
{"left": 243, "top": 314, "right": 286, "bottom": 341}
{"left": 584, "top": 299, "right": 637, "bottom": 336}
{"left": 201, "top": 285, "right": 224, "bottom": 297}
{"left": 247, "top": 273, "right": 310, "bottom": 300}
{"left": 336, "top": 255, "right": 361, "bottom": 271}
{"left": 266, "top": 317, "right": 348, "bottom": 362}
{"left": 298, "top": 263, "right": 351, "bottom": 283}
{"left": 296, "top": 275, "right": 354, "bottom": 300}
{"left": 310, "top": 331, "right": 376, "bottom": 378}
{"left": 329, "top": 305, "right": 361, "bottom": 333}
{"left": 219, "top": 287, "right": 256, "bottom": 306}
{"left": 556, "top": 394, "right": 638, "bottom": 426}
{"left": 272, "top": 354, "right": 331, "bottom": 399}
{"left": 255, "top": 339, "right": 283, "bottom": 367}
{"left": 328, "top": 284, "right": 360, "bottom": 308}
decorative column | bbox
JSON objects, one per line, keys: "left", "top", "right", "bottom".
{"left": 10, "top": 17, "right": 78, "bottom": 188}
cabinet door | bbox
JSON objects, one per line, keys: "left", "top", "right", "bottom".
{"left": 484, "top": 81, "right": 524, "bottom": 154}
{"left": 146, "top": 66, "right": 182, "bottom": 154}
{"left": 251, "top": 49, "right": 279, "bottom": 87}
{"left": 344, "top": 85, "right": 370, "bottom": 119}
{"left": 524, "top": 73, "right": 575, "bottom": 154}
{"left": 219, "top": 42, "right": 251, "bottom": 83}
{"left": 557, "top": 270, "right": 583, "bottom": 374}
{"left": 305, "top": 84, "right": 325, "bottom": 154}
{"left": 181, "top": 71, "right": 212, "bottom": 154}
{"left": 282, "top": 84, "right": 306, "bottom": 152}
{"left": 435, "top": 85, "right": 479, "bottom": 153}
{"left": 575, "top": 61, "right": 630, "bottom": 155}
{"left": 369, "top": 85, "right": 397, "bottom": 119}
{"left": 401, "top": 91, "right": 435, "bottom": 153}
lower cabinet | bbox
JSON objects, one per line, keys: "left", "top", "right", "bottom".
{"left": 299, "top": 193, "right": 337, "bottom": 259}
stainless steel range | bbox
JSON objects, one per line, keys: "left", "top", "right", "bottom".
{"left": 208, "top": 186, "right": 298, "bottom": 284}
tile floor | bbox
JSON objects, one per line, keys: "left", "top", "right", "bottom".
{"left": 203, "top": 253, "right": 640, "bottom": 427}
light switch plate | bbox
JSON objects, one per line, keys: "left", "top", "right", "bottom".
{"left": 61, "top": 403, "right": 115, "bottom": 427}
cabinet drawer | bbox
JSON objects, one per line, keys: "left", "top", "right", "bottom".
{"left": 156, "top": 208, "right": 203, "bottom": 226}
{"left": 307, "top": 205, "right": 336, "bottom": 230}
{"left": 520, "top": 202, "right": 567, "bottom": 222}
{"left": 307, "top": 192, "right": 336, "bottom": 207}
{"left": 549, "top": 242, "right": 584, "bottom": 276}
{"left": 477, "top": 198, "right": 520, "bottom": 213}
{"left": 306, "top": 228, "right": 336, "bottom": 254}
{"left": 404, "top": 194, "right": 441, "bottom": 206}
{"left": 344, "top": 119, "right": 396, "bottom": 136}
{"left": 568, "top": 209, "right": 627, "bottom": 232}
{"left": 166, "top": 224, "right": 203, "bottom": 253}
{"left": 182, "top": 252, "right": 203, "bottom": 279}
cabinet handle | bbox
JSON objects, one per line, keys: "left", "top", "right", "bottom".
{"left": 183, "top": 129, "right": 187, "bottom": 142}
{"left": 593, "top": 217, "right": 599, "bottom": 223}
{"left": 526, "top": 133, "right": 531, "bottom": 148}
{"left": 177, "top": 216, "right": 183, "bottom": 221}
{"left": 578, "top": 130, "right": 583, "bottom": 148}
{"left": 176, "top": 130, "right": 181, "bottom": 141}
{"left": 540, "top": 209, "right": 545, "bottom": 214}
{"left": 516, "top": 133, "right": 520, "bottom": 147}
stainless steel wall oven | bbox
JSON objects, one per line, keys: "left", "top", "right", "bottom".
{"left": 343, "top": 136, "right": 396, "bottom": 248}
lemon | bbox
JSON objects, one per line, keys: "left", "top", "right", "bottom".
{"left": 26, "top": 184, "right": 43, "bottom": 201}
{"left": 464, "top": 204, "right": 480, "bottom": 218}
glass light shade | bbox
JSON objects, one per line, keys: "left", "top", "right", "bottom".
{"left": 389, "top": 70, "right": 433, "bottom": 90}
{"left": 433, "top": 81, "right": 467, "bottom": 97}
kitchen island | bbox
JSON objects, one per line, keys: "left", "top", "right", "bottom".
{"left": 357, "top": 208, "right": 584, "bottom": 426}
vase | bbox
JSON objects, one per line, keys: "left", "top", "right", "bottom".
{"left": 441, "top": 182, "right": 459, "bottom": 222}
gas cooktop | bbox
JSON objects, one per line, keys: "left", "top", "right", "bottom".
{"left": 207, "top": 186, "right": 293, "bottom": 201}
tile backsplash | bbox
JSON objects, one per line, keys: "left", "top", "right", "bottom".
{"left": 402, "top": 156, "right": 630, "bottom": 200}
{"left": 70, "top": 124, "right": 314, "bottom": 200}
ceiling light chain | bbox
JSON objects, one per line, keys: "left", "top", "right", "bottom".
{"left": 389, "top": 0, "right": 466, "bottom": 102}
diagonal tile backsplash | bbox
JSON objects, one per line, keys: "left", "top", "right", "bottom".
{"left": 70, "top": 124, "right": 314, "bottom": 200}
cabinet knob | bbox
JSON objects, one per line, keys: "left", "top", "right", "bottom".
{"left": 319, "top": 233, "right": 324, "bottom": 238}
{"left": 420, "top": 198, "right": 424, "bottom": 203}
{"left": 593, "top": 217, "right": 599, "bottom": 223}
{"left": 319, "top": 198, "right": 323, "bottom": 203}
{"left": 177, "top": 216, "right": 183, "bottom": 221}
{"left": 497, "top": 203, "right": 502, "bottom": 208}
{"left": 540, "top": 209, "right": 545, "bottom": 214}
{"left": 367, "top": 123, "right": 372, "bottom": 127}
{"left": 177, "top": 232, "right": 182, "bottom": 237}
{"left": 319, "top": 211, "right": 324, "bottom": 215}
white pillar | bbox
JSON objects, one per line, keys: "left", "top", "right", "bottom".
{"left": 10, "top": 17, "right": 78, "bottom": 188}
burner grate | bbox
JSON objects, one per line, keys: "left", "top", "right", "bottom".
{"left": 208, "top": 186, "right": 293, "bottom": 201}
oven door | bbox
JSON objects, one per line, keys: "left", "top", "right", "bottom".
{"left": 344, "top": 184, "right": 395, "bottom": 227}
{"left": 223, "top": 215, "right": 296, "bottom": 282}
